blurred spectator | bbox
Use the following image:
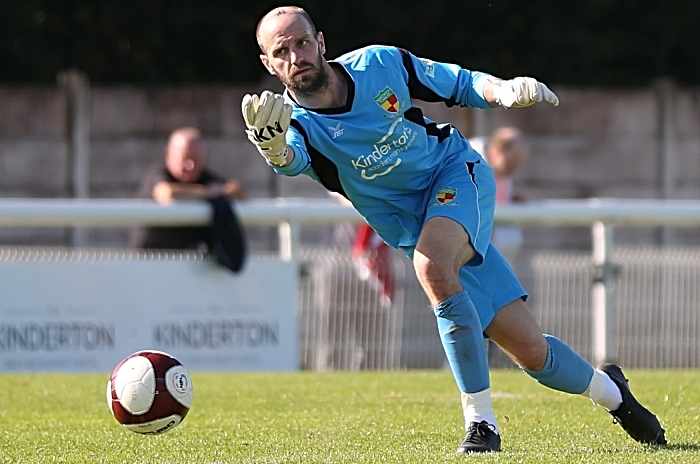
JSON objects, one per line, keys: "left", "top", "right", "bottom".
{"left": 327, "top": 192, "right": 395, "bottom": 308}
{"left": 471, "top": 127, "right": 529, "bottom": 263}
{"left": 130, "top": 127, "right": 247, "bottom": 272}
{"left": 352, "top": 222, "right": 395, "bottom": 307}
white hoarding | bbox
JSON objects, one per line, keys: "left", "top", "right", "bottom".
{"left": 0, "top": 257, "right": 298, "bottom": 372}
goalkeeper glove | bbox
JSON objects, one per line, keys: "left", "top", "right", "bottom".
{"left": 493, "top": 77, "right": 559, "bottom": 108}
{"left": 242, "top": 91, "right": 293, "bottom": 166}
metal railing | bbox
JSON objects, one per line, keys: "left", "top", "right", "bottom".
{"left": 1, "top": 197, "right": 699, "bottom": 366}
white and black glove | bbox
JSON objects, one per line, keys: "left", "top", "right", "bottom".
{"left": 242, "top": 90, "right": 293, "bottom": 166}
{"left": 493, "top": 77, "right": 559, "bottom": 108}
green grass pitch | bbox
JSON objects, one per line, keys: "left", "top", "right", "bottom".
{"left": 0, "top": 369, "right": 698, "bottom": 463}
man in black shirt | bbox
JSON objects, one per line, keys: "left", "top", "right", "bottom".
{"left": 130, "top": 127, "right": 247, "bottom": 271}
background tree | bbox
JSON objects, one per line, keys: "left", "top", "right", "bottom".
{"left": 1, "top": 0, "right": 698, "bottom": 86}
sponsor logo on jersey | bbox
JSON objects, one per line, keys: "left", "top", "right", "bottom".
{"left": 374, "top": 87, "right": 400, "bottom": 113}
{"left": 328, "top": 122, "right": 344, "bottom": 139}
{"left": 351, "top": 117, "right": 416, "bottom": 180}
{"left": 436, "top": 187, "right": 457, "bottom": 204}
{"left": 419, "top": 58, "right": 435, "bottom": 78}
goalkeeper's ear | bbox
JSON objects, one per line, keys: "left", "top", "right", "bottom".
{"left": 317, "top": 31, "right": 327, "bottom": 56}
{"left": 260, "top": 53, "right": 276, "bottom": 76}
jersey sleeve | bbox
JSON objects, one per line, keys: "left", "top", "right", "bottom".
{"left": 270, "top": 124, "right": 320, "bottom": 181}
{"left": 397, "top": 48, "right": 494, "bottom": 109}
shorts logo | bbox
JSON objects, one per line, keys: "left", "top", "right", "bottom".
{"left": 436, "top": 187, "right": 457, "bottom": 204}
{"left": 374, "top": 87, "right": 400, "bottom": 113}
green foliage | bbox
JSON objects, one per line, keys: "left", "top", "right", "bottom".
{"left": 1, "top": 0, "right": 699, "bottom": 85}
{"left": 0, "top": 369, "right": 696, "bottom": 463}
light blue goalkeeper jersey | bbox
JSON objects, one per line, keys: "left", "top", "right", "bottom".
{"left": 276, "top": 45, "right": 494, "bottom": 249}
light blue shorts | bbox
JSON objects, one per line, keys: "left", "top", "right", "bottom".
{"left": 402, "top": 156, "right": 527, "bottom": 330}
{"left": 424, "top": 157, "right": 495, "bottom": 266}
{"left": 457, "top": 244, "right": 528, "bottom": 330}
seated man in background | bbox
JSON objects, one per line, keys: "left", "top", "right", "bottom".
{"left": 130, "top": 127, "right": 248, "bottom": 272}
{"left": 470, "top": 127, "right": 528, "bottom": 264}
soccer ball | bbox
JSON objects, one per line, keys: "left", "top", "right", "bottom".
{"left": 106, "top": 350, "right": 193, "bottom": 434}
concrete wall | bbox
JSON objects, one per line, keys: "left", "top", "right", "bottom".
{"left": 1, "top": 81, "right": 699, "bottom": 250}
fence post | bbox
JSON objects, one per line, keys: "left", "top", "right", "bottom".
{"left": 278, "top": 221, "right": 300, "bottom": 261}
{"left": 591, "top": 221, "right": 616, "bottom": 366}
{"left": 656, "top": 78, "right": 678, "bottom": 245}
{"left": 58, "top": 70, "right": 91, "bottom": 247}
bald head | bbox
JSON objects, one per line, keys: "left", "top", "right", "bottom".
{"left": 165, "top": 127, "right": 207, "bottom": 183}
{"left": 256, "top": 6, "right": 317, "bottom": 54}
{"left": 255, "top": 6, "right": 329, "bottom": 100}
{"left": 487, "top": 127, "right": 528, "bottom": 178}
{"left": 168, "top": 127, "right": 201, "bottom": 148}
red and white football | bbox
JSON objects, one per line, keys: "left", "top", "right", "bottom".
{"left": 106, "top": 350, "right": 193, "bottom": 434}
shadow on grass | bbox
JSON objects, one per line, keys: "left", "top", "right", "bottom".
{"left": 664, "top": 443, "right": 700, "bottom": 452}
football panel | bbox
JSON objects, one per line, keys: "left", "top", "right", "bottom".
{"left": 122, "top": 414, "right": 183, "bottom": 434}
{"left": 143, "top": 382, "right": 190, "bottom": 424}
{"left": 144, "top": 351, "right": 181, "bottom": 378}
{"left": 111, "top": 399, "right": 137, "bottom": 424}
{"left": 119, "top": 379, "right": 156, "bottom": 415}
{"left": 113, "top": 356, "right": 155, "bottom": 395}
{"left": 165, "top": 365, "right": 194, "bottom": 408}
{"left": 106, "top": 380, "right": 114, "bottom": 414}
{"left": 107, "top": 350, "right": 191, "bottom": 429}
{"left": 108, "top": 351, "right": 140, "bottom": 379}
{"left": 113, "top": 355, "right": 154, "bottom": 385}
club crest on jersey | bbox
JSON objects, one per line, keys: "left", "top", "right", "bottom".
{"left": 374, "top": 87, "right": 400, "bottom": 113}
{"left": 436, "top": 187, "right": 457, "bottom": 204}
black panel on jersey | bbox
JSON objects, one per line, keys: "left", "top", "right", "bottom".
{"left": 466, "top": 160, "right": 480, "bottom": 187}
{"left": 289, "top": 119, "right": 348, "bottom": 199}
{"left": 403, "top": 106, "right": 452, "bottom": 143}
{"left": 398, "top": 48, "right": 454, "bottom": 143}
{"left": 398, "top": 48, "right": 458, "bottom": 107}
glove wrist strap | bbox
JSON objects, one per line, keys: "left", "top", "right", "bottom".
{"left": 266, "top": 145, "right": 289, "bottom": 167}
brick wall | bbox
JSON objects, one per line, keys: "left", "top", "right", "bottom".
{"left": 1, "top": 82, "right": 699, "bottom": 250}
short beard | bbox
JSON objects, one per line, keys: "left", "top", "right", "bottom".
{"left": 283, "top": 55, "right": 329, "bottom": 98}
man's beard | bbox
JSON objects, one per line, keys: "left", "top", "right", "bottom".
{"left": 282, "top": 55, "right": 329, "bottom": 98}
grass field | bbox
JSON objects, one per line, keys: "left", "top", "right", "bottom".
{"left": 0, "top": 369, "right": 697, "bottom": 463}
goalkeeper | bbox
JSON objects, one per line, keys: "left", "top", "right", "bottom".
{"left": 244, "top": 6, "right": 666, "bottom": 454}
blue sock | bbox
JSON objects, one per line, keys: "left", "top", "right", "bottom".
{"left": 523, "top": 334, "right": 594, "bottom": 394}
{"left": 434, "top": 291, "right": 490, "bottom": 393}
